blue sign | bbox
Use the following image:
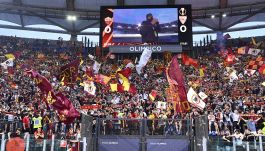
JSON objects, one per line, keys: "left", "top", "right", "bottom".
{"left": 98, "top": 138, "right": 140, "bottom": 151}
{"left": 147, "top": 139, "right": 189, "bottom": 151}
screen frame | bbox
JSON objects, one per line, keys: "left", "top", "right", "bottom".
{"left": 100, "top": 4, "right": 192, "bottom": 50}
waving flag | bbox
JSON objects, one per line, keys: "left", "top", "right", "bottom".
{"left": 110, "top": 83, "right": 137, "bottom": 95}
{"left": 83, "top": 81, "right": 96, "bottom": 95}
{"left": 58, "top": 59, "right": 81, "bottom": 86}
{"left": 5, "top": 51, "right": 21, "bottom": 59}
{"left": 248, "top": 48, "right": 261, "bottom": 56}
{"left": 198, "top": 92, "right": 208, "bottom": 100}
{"left": 94, "top": 74, "right": 111, "bottom": 85}
{"left": 49, "top": 92, "right": 80, "bottom": 124}
{"left": 25, "top": 70, "right": 52, "bottom": 94}
{"left": 110, "top": 83, "right": 118, "bottom": 92}
{"left": 128, "top": 84, "right": 137, "bottom": 95}
{"left": 187, "top": 88, "right": 205, "bottom": 110}
{"left": 117, "top": 68, "right": 132, "bottom": 78}
{"left": 149, "top": 90, "right": 158, "bottom": 101}
{"left": 5, "top": 54, "right": 15, "bottom": 60}
{"left": 182, "top": 54, "right": 199, "bottom": 68}
{"left": 1, "top": 58, "right": 14, "bottom": 69}
{"left": 117, "top": 68, "right": 132, "bottom": 91}
{"left": 93, "top": 61, "right": 101, "bottom": 74}
{"left": 246, "top": 57, "right": 264, "bottom": 70}
{"left": 167, "top": 56, "right": 190, "bottom": 113}
{"left": 237, "top": 47, "right": 248, "bottom": 54}
{"left": 136, "top": 48, "right": 152, "bottom": 74}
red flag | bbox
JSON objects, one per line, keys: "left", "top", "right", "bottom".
{"left": 117, "top": 68, "right": 132, "bottom": 78}
{"left": 168, "top": 56, "right": 190, "bottom": 113}
{"left": 128, "top": 84, "right": 137, "bottom": 95}
{"left": 246, "top": 57, "right": 264, "bottom": 70}
{"left": 94, "top": 74, "right": 111, "bottom": 85}
{"left": 25, "top": 70, "right": 52, "bottom": 94}
{"left": 59, "top": 59, "right": 81, "bottom": 86}
{"left": 47, "top": 91, "right": 80, "bottom": 124}
{"left": 149, "top": 90, "right": 157, "bottom": 101}
{"left": 117, "top": 84, "right": 125, "bottom": 93}
{"left": 182, "top": 54, "right": 199, "bottom": 68}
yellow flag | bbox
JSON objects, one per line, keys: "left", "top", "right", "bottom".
{"left": 110, "top": 83, "right": 118, "bottom": 92}
{"left": 118, "top": 73, "right": 130, "bottom": 91}
{"left": 199, "top": 68, "right": 204, "bottom": 77}
{"left": 5, "top": 54, "right": 15, "bottom": 59}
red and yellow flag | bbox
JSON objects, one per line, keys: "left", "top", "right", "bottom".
{"left": 149, "top": 90, "right": 158, "bottom": 101}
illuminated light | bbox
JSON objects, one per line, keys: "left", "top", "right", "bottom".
{"left": 165, "top": 25, "right": 169, "bottom": 28}
{"left": 67, "top": 15, "right": 72, "bottom": 20}
{"left": 67, "top": 15, "right": 77, "bottom": 21}
{"left": 222, "top": 13, "right": 226, "bottom": 17}
{"left": 72, "top": 16, "right": 76, "bottom": 21}
{"left": 171, "top": 24, "right": 176, "bottom": 27}
{"left": 211, "top": 15, "right": 215, "bottom": 19}
{"left": 117, "top": 25, "right": 122, "bottom": 28}
{"left": 137, "top": 23, "right": 141, "bottom": 27}
{"left": 127, "top": 26, "right": 131, "bottom": 29}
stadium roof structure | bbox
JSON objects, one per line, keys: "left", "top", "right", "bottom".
{"left": 0, "top": 0, "right": 265, "bottom": 36}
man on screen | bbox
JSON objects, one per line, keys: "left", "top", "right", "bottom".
{"left": 140, "top": 13, "right": 161, "bottom": 43}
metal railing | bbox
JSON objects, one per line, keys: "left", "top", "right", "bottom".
{"left": 96, "top": 118, "right": 192, "bottom": 137}
{"left": 0, "top": 133, "right": 87, "bottom": 151}
{"left": 199, "top": 135, "right": 265, "bottom": 151}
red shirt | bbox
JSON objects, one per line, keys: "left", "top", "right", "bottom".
{"left": 22, "top": 116, "right": 30, "bottom": 129}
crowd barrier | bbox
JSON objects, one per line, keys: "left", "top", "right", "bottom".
{"left": 199, "top": 135, "right": 265, "bottom": 151}
{"left": 94, "top": 118, "right": 192, "bottom": 151}
{"left": 96, "top": 118, "right": 192, "bottom": 137}
{"left": 1, "top": 118, "right": 264, "bottom": 151}
{"left": 0, "top": 134, "right": 87, "bottom": 151}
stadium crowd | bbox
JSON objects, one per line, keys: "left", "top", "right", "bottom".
{"left": 0, "top": 35, "right": 264, "bottom": 146}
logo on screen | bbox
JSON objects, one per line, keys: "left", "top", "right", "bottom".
{"left": 104, "top": 17, "right": 113, "bottom": 34}
{"left": 179, "top": 8, "right": 186, "bottom": 16}
{"left": 179, "top": 16, "right": 187, "bottom": 24}
{"left": 180, "top": 25, "right": 187, "bottom": 32}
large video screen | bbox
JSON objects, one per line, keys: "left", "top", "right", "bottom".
{"left": 100, "top": 5, "right": 192, "bottom": 50}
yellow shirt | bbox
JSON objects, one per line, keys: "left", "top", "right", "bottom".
{"left": 33, "top": 117, "right": 42, "bottom": 129}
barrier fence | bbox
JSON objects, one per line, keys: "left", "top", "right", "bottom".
{"left": 0, "top": 134, "right": 87, "bottom": 151}
{"left": 0, "top": 118, "right": 265, "bottom": 151}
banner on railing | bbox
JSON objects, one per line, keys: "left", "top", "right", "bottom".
{"left": 98, "top": 138, "right": 139, "bottom": 151}
{"left": 147, "top": 139, "right": 189, "bottom": 151}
